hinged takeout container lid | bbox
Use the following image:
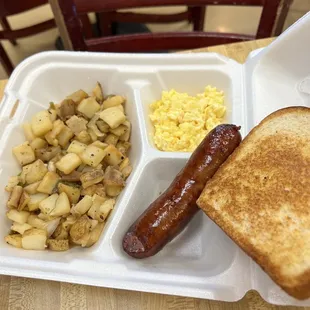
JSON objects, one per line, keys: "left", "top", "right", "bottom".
{"left": 245, "top": 11, "right": 310, "bottom": 133}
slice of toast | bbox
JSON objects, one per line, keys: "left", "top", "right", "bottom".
{"left": 197, "top": 107, "right": 310, "bottom": 300}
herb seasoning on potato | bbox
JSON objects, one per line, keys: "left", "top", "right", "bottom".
{"left": 5, "top": 82, "right": 132, "bottom": 251}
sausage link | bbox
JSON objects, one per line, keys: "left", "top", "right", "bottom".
{"left": 123, "top": 124, "right": 241, "bottom": 258}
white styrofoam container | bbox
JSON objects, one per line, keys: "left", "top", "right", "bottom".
{"left": 0, "top": 12, "right": 309, "bottom": 307}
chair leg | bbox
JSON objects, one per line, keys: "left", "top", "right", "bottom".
{"left": 97, "top": 12, "right": 113, "bottom": 36}
{"left": 79, "top": 14, "right": 93, "bottom": 38}
{"left": 189, "top": 6, "right": 206, "bottom": 31}
{"left": 0, "top": 43, "right": 14, "bottom": 76}
{"left": 0, "top": 17, "right": 17, "bottom": 45}
{"left": 274, "top": 0, "right": 293, "bottom": 36}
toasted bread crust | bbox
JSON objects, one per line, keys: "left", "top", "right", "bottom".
{"left": 197, "top": 107, "right": 310, "bottom": 300}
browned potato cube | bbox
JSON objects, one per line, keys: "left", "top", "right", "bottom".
{"left": 56, "top": 153, "right": 82, "bottom": 174}
{"left": 37, "top": 171, "right": 60, "bottom": 194}
{"left": 80, "top": 145, "right": 106, "bottom": 167}
{"left": 104, "top": 166, "right": 125, "bottom": 197}
{"left": 71, "top": 195, "right": 93, "bottom": 216}
{"left": 47, "top": 239, "right": 69, "bottom": 251}
{"left": 27, "top": 215, "right": 47, "bottom": 230}
{"left": 39, "top": 193, "right": 58, "bottom": 214}
{"left": 21, "top": 159, "right": 48, "bottom": 184}
{"left": 103, "top": 145, "right": 124, "bottom": 166}
{"left": 13, "top": 142, "right": 35, "bottom": 166}
{"left": 5, "top": 234, "right": 22, "bottom": 248}
{"left": 24, "top": 181, "right": 41, "bottom": 195}
{"left": 66, "top": 89, "right": 88, "bottom": 103}
{"left": 119, "top": 120, "right": 131, "bottom": 142}
{"left": 67, "top": 140, "right": 87, "bottom": 154}
{"left": 85, "top": 222, "right": 105, "bottom": 247}
{"left": 11, "top": 222, "right": 32, "bottom": 234}
{"left": 88, "top": 197, "right": 115, "bottom": 222}
{"left": 22, "top": 228, "right": 47, "bottom": 250}
{"left": 7, "top": 185, "right": 23, "bottom": 208}
{"left": 57, "top": 125, "right": 74, "bottom": 148}
{"left": 30, "top": 137, "right": 48, "bottom": 151}
{"left": 87, "top": 194, "right": 107, "bottom": 220}
{"left": 31, "top": 110, "right": 53, "bottom": 136}
{"left": 7, "top": 209, "right": 30, "bottom": 224}
{"left": 69, "top": 215, "right": 92, "bottom": 245}
{"left": 17, "top": 191, "right": 30, "bottom": 211}
{"left": 50, "top": 192, "right": 71, "bottom": 217}
{"left": 110, "top": 124, "right": 128, "bottom": 137}
{"left": 99, "top": 107, "right": 126, "bottom": 129}
{"left": 80, "top": 169, "right": 104, "bottom": 188}
{"left": 101, "top": 95, "right": 125, "bottom": 110}
{"left": 97, "top": 199, "right": 115, "bottom": 221}
{"left": 58, "top": 183, "right": 80, "bottom": 204}
{"left": 77, "top": 97, "right": 100, "bottom": 119}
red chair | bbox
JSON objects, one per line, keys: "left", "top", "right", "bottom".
{"left": 54, "top": 0, "right": 282, "bottom": 52}
{"left": 274, "top": 0, "right": 294, "bottom": 36}
{"left": 97, "top": 7, "right": 206, "bottom": 37}
{"left": 0, "top": 0, "right": 55, "bottom": 76}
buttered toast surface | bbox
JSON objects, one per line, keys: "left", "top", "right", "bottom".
{"left": 197, "top": 107, "right": 310, "bottom": 300}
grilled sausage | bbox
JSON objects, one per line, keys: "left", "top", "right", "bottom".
{"left": 123, "top": 124, "right": 241, "bottom": 258}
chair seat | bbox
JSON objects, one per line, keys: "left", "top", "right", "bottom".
{"left": 52, "top": 0, "right": 283, "bottom": 53}
{"left": 86, "top": 31, "right": 254, "bottom": 52}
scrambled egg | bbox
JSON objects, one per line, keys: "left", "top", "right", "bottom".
{"left": 149, "top": 86, "right": 226, "bottom": 152}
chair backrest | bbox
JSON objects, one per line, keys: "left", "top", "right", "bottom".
{"left": 0, "top": 0, "right": 48, "bottom": 18}
{"left": 0, "top": 0, "right": 55, "bottom": 76}
{"left": 57, "top": 0, "right": 281, "bottom": 52}
{"left": 0, "top": 0, "right": 55, "bottom": 41}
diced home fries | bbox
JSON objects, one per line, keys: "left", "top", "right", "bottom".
{"left": 5, "top": 83, "right": 132, "bottom": 251}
